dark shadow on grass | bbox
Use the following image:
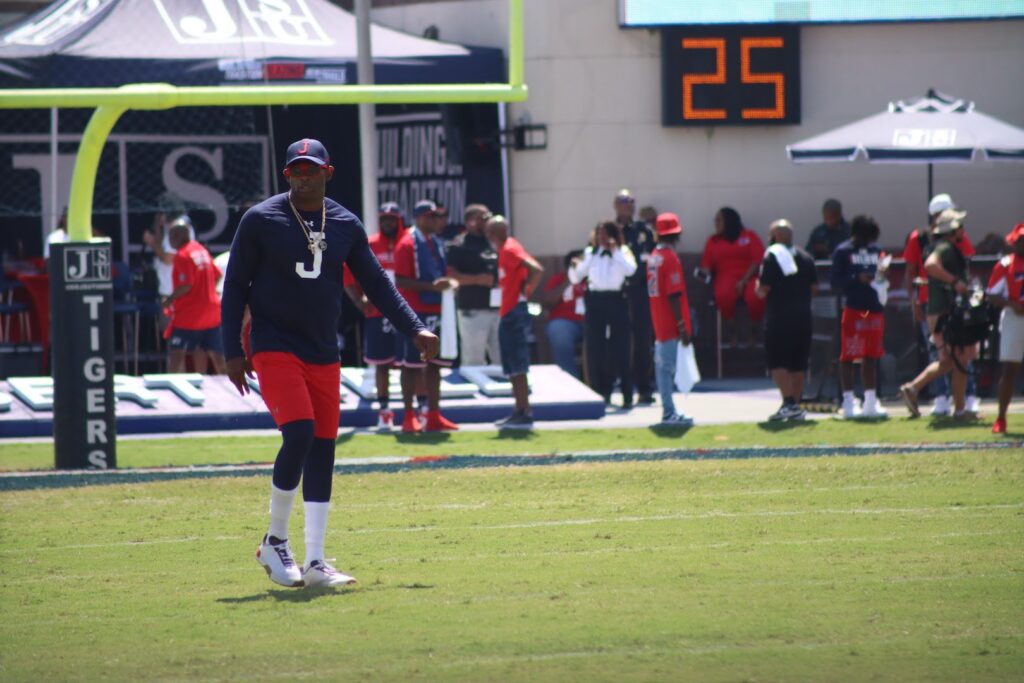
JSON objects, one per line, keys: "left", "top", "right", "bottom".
{"left": 756, "top": 420, "right": 818, "bottom": 432}
{"left": 217, "top": 586, "right": 356, "bottom": 604}
{"left": 646, "top": 425, "right": 694, "bottom": 438}
{"left": 390, "top": 432, "right": 453, "bottom": 445}
{"left": 335, "top": 431, "right": 355, "bottom": 446}
{"left": 925, "top": 416, "right": 993, "bottom": 431}
{"left": 493, "top": 428, "right": 537, "bottom": 441}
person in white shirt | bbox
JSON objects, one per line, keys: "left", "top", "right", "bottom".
{"left": 569, "top": 220, "right": 638, "bottom": 408}
{"left": 143, "top": 212, "right": 195, "bottom": 298}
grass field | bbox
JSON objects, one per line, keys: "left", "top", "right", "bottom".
{"left": 1, "top": 439, "right": 1022, "bottom": 681}
{"left": 2, "top": 414, "right": 1022, "bottom": 471}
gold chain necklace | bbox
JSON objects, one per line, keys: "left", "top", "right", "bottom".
{"left": 287, "top": 193, "right": 327, "bottom": 255}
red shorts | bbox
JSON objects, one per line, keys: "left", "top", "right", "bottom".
{"left": 251, "top": 351, "right": 340, "bottom": 439}
{"left": 840, "top": 308, "right": 885, "bottom": 361}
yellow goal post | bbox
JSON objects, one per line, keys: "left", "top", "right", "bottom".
{"left": 0, "top": 0, "right": 527, "bottom": 240}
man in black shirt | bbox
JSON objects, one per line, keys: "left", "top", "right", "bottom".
{"left": 805, "top": 198, "right": 850, "bottom": 260}
{"left": 614, "top": 189, "right": 656, "bottom": 405}
{"left": 446, "top": 203, "right": 501, "bottom": 365}
{"left": 757, "top": 219, "right": 818, "bottom": 421}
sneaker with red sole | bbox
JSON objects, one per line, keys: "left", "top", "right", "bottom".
{"left": 992, "top": 416, "right": 1007, "bottom": 434}
{"left": 401, "top": 411, "right": 422, "bottom": 433}
{"left": 425, "top": 410, "right": 459, "bottom": 431}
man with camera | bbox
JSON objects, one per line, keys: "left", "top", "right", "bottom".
{"left": 899, "top": 209, "right": 978, "bottom": 420}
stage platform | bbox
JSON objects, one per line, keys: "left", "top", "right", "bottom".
{"left": 0, "top": 365, "right": 605, "bottom": 438}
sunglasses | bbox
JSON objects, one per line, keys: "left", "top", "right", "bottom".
{"left": 284, "top": 162, "right": 328, "bottom": 178}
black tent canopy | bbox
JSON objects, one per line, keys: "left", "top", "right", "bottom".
{"left": 0, "top": 0, "right": 503, "bottom": 87}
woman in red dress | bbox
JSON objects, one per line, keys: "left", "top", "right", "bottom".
{"left": 699, "top": 207, "right": 765, "bottom": 347}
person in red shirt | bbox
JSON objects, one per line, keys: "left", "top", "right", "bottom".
{"left": 485, "top": 215, "right": 544, "bottom": 427}
{"left": 647, "top": 212, "right": 694, "bottom": 426}
{"left": 986, "top": 223, "right": 1024, "bottom": 434}
{"left": 393, "top": 199, "right": 459, "bottom": 433}
{"left": 903, "top": 193, "right": 979, "bottom": 415}
{"left": 542, "top": 250, "right": 585, "bottom": 377}
{"left": 163, "top": 223, "right": 225, "bottom": 374}
{"left": 343, "top": 202, "right": 406, "bottom": 430}
{"left": 698, "top": 207, "right": 765, "bottom": 348}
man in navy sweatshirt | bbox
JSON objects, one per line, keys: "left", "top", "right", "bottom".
{"left": 221, "top": 138, "right": 437, "bottom": 589}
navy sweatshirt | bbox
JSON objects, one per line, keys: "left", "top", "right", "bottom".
{"left": 830, "top": 239, "right": 884, "bottom": 313}
{"left": 221, "top": 193, "right": 424, "bottom": 364}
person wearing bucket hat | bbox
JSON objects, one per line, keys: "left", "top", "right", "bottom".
{"left": 903, "top": 193, "right": 979, "bottom": 415}
{"left": 986, "top": 223, "right": 1024, "bottom": 434}
{"left": 646, "top": 212, "right": 694, "bottom": 426}
{"left": 899, "top": 208, "right": 978, "bottom": 420}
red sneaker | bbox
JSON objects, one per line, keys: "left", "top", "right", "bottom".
{"left": 401, "top": 411, "right": 422, "bottom": 433}
{"left": 992, "top": 417, "right": 1007, "bottom": 434}
{"left": 425, "top": 410, "right": 459, "bottom": 432}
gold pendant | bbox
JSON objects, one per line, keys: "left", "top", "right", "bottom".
{"left": 307, "top": 238, "right": 317, "bottom": 255}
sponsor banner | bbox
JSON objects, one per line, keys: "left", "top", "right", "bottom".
{"left": 376, "top": 107, "right": 506, "bottom": 231}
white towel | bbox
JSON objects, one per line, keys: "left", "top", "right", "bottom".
{"left": 440, "top": 289, "right": 459, "bottom": 360}
{"left": 674, "top": 342, "right": 701, "bottom": 394}
{"left": 767, "top": 243, "right": 798, "bottom": 276}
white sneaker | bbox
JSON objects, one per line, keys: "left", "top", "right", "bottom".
{"left": 256, "top": 535, "right": 304, "bottom": 587}
{"left": 930, "top": 395, "right": 951, "bottom": 417}
{"left": 841, "top": 397, "right": 862, "bottom": 419}
{"left": 376, "top": 409, "right": 395, "bottom": 431}
{"left": 966, "top": 395, "right": 981, "bottom": 413}
{"left": 861, "top": 400, "right": 888, "bottom": 418}
{"left": 659, "top": 413, "right": 694, "bottom": 427}
{"left": 303, "top": 559, "right": 357, "bottom": 587}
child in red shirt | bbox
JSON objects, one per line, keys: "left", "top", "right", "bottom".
{"left": 648, "top": 213, "right": 694, "bottom": 426}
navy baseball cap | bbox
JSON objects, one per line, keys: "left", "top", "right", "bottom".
{"left": 380, "top": 201, "right": 402, "bottom": 216}
{"left": 285, "top": 138, "right": 330, "bottom": 167}
{"left": 413, "top": 199, "right": 438, "bottom": 217}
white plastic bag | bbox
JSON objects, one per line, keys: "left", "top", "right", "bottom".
{"left": 440, "top": 289, "right": 459, "bottom": 360}
{"left": 674, "top": 342, "right": 701, "bottom": 394}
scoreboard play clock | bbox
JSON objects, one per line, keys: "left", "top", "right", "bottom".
{"left": 661, "top": 25, "right": 800, "bottom": 126}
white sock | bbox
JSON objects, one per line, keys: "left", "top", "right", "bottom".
{"left": 304, "top": 501, "right": 330, "bottom": 566}
{"left": 864, "top": 389, "right": 877, "bottom": 405}
{"left": 843, "top": 390, "right": 854, "bottom": 402}
{"left": 268, "top": 484, "right": 298, "bottom": 540}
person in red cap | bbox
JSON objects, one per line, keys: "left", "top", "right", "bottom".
{"left": 343, "top": 201, "right": 407, "bottom": 430}
{"left": 986, "top": 223, "right": 1024, "bottom": 434}
{"left": 646, "top": 212, "right": 693, "bottom": 426}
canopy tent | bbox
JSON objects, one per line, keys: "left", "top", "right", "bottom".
{"left": 0, "top": 0, "right": 509, "bottom": 262}
{"left": 0, "top": 0, "right": 503, "bottom": 87}
{"left": 786, "top": 91, "right": 1024, "bottom": 200}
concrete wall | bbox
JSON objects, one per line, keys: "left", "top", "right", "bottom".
{"left": 373, "top": 0, "right": 1024, "bottom": 256}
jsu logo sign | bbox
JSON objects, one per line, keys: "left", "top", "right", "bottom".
{"left": 154, "top": 0, "right": 331, "bottom": 46}
{"left": 2, "top": 0, "right": 113, "bottom": 47}
{"left": 64, "top": 246, "right": 111, "bottom": 283}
